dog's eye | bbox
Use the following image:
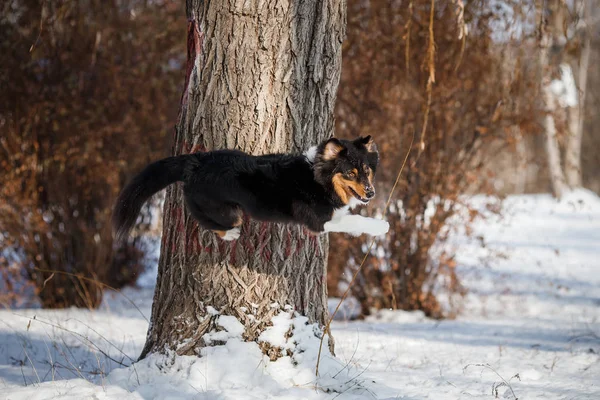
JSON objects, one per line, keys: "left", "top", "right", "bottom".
{"left": 347, "top": 171, "right": 356, "bottom": 179}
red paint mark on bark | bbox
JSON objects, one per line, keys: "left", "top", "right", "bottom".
{"left": 263, "top": 249, "right": 272, "bottom": 262}
{"left": 229, "top": 239, "right": 238, "bottom": 265}
{"left": 190, "top": 143, "right": 205, "bottom": 154}
{"left": 245, "top": 235, "right": 254, "bottom": 254}
{"left": 188, "top": 224, "right": 199, "bottom": 253}
{"left": 173, "top": 207, "right": 184, "bottom": 234}
{"left": 217, "top": 240, "right": 226, "bottom": 254}
{"left": 179, "top": 19, "right": 204, "bottom": 112}
{"left": 181, "top": 140, "right": 206, "bottom": 155}
{"left": 308, "top": 235, "right": 321, "bottom": 256}
{"left": 256, "top": 222, "right": 271, "bottom": 261}
{"left": 167, "top": 206, "right": 183, "bottom": 253}
{"left": 292, "top": 231, "right": 305, "bottom": 258}
{"left": 161, "top": 227, "right": 169, "bottom": 246}
{"left": 181, "top": 140, "right": 190, "bottom": 154}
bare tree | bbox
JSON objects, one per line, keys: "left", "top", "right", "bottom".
{"left": 543, "top": 78, "right": 569, "bottom": 198}
{"left": 540, "top": 0, "right": 570, "bottom": 198}
{"left": 0, "top": 0, "right": 182, "bottom": 308}
{"left": 565, "top": 0, "right": 595, "bottom": 187}
{"left": 541, "top": 0, "right": 595, "bottom": 196}
{"left": 140, "top": 0, "right": 346, "bottom": 359}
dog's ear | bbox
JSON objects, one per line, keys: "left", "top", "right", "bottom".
{"left": 355, "top": 135, "right": 376, "bottom": 152}
{"left": 367, "top": 151, "right": 379, "bottom": 172}
{"left": 322, "top": 138, "right": 346, "bottom": 161}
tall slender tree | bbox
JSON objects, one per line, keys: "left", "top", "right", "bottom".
{"left": 140, "top": 0, "right": 346, "bottom": 359}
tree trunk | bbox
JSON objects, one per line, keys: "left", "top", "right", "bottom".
{"left": 565, "top": 104, "right": 582, "bottom": 187}
{"left": 543, "top": 88, "right": 569, "bottom": 198}
{"left": 565, "top": 0, "right": 592, "bottom": 187}
{"left": 513, "top": 126, "right": 528, "bottom": 194}
{"left": 140, "top": 0, "right": 346, "bottom": 359}
{"left": 540, "top": 0, "right": 569, "bottom": 198}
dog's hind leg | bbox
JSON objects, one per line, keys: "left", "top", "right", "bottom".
{"left": 184, "top": 194, "right": 243, "bottom": 241}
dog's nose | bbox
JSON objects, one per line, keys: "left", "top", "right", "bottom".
{"left": 365, "top": 187, "right": 375, "bottom": 199}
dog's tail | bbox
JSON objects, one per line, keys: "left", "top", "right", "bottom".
{"left": 112, "top": 155, "right": 188, "bottom": 243}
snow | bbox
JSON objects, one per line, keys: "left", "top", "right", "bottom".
{"left": 1, "top": 190, "right": 600, "bottom": 399}
{"left": 203, "top": 315, "right": 245, "bottom": 345}
{"left": 258, "top": 311, "right": 295, "bottom": 349}
{"left": 548, "top": 63, "right": 578, "bottom": 108}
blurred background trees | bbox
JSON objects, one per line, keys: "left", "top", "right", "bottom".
{"left": 1, "top": 0, "right": 598, "bottom": 315}
{"left": 328, "top": 0, "right": 600, "bottom": 317}
{"left": 0, "top": 0, "right": 183, "bottom": 307}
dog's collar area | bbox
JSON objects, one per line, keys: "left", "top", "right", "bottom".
{"left": 347, "top": 197, "right": 365, "bottom": 209}
{"left": 303, "top": 146, "right": 318, "bottom": 164}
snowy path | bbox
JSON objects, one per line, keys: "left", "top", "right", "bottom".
{"left": 1, "top": 192, "right": 599, "bottom": 399}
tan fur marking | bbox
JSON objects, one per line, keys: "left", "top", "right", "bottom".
{"left": 332, "top": 172, "right": 367, "bottom": 204}
{"left": 323, "top": 141, "right": 344, "bottom": 160}
{"left": 332, "top": 173, "right": 349, "bottom": 204}
{"left": 345, "top": 179, "right": 367, "bottom": 198}
{"left": 213, "top": 230, "right": 226, "bottom": 238}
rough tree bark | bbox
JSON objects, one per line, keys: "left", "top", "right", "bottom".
{"left": 140, "top": 0, "right": 346, "bottom": 359}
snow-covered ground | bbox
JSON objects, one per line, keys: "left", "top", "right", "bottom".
{"left": 1, "top": 191, "right": 599, "bottom": 399}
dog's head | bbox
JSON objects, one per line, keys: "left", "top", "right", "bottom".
{"left": 314, "top": 136, "right": 379, "bottom": 205}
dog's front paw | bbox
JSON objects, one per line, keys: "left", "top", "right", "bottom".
{"left": 362, "top": 219, "right": 389, "bottom": 236}
{"left": 220, "top": 227, "right": 241, "bottom": 241}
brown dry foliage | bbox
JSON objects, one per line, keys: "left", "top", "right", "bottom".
{"left": 0, "top": 0, "right": 184, "bottom": 308}
{"left": 331, "top": 0, "right": 543, "bottom": 317}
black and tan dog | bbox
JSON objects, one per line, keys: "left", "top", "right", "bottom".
{"left": 112, "top": 136, "right": 389, "bottom": 242}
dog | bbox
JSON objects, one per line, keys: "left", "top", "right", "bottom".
{"left": 112, "top": 136, "right": 389, "bottom": 242}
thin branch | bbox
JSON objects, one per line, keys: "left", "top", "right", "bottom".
{"left": 33, "top": 267, "right": 149, "bottom": 322}
{"left": 316, "top": 130, "right": 415, "bottom": 376}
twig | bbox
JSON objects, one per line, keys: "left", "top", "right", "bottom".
{"left": 418, "top": 0, "right": 436, "bottom": 156}
{"left": 40, "top": 332, "right": 55, "bottom": 382}
{"left": 20, "top": 342, "right": 41, "bottom": 385}
{"left": 54, "top": 341, "right": 89, "bottom": 382}
{"left": 29, "top": 0, "right": 46, "bottom": 53}
{"left": 405, "top": 0, "right": 414, "bottom": 75}
{"left": 33, "top": 267, "right": 149, "bottom": 322}
{"left": 453, "top": 0, "right": 467, "bottom": 72}
{"left": 11, "top": 313, "right": 130, "bottom": 368}
{"left": 463, "top": 363, "right": 519, "bottom": 399}
{"left": 42, "top": 273, "right": 55, "bottom": 290}
{"left": 332, "top": 331, "right": 360, "bottom": 379}
{"left": 66, "top": 318, "right": 135, "bottom": 363}
{"left": 20, "top": 364, "right": 28, "bottom": 386}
